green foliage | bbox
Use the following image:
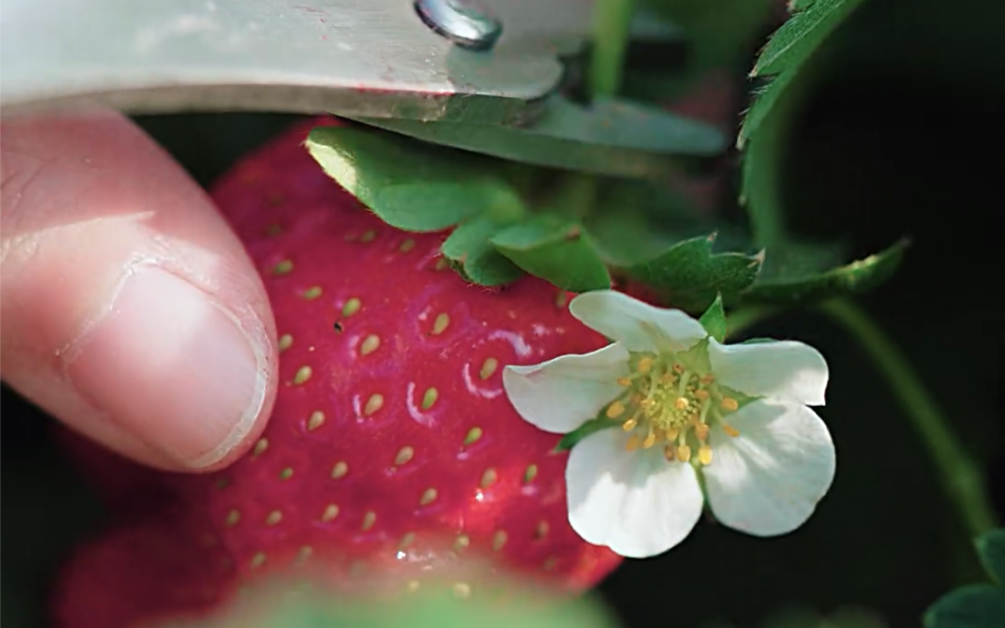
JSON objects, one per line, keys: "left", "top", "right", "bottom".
{"left": 925, "top": 529, "right": 1005, "bottom": 628}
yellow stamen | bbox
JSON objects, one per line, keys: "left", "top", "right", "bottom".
{"left": 674, "top": 397, "right": 689, "bottom": 410}
{"left": 676, "top": 445, "right": 692, "bottom": 462}
{"left": 701, "top": 374, "right": 715, "bottom": 384}
{"left": 721, "top": 397, "right": 739, "bottom": 411}
{"left": 694, "top": 422, "right": 710, "bottom": 441}
{"left": 637, "top": 357, "right": 654, "bottom": 374}
{"left": 622, "top": 417, "right": 638, "bottom": 431}
{"left": 694, "top": 389, "right": 709, "bottom": 401}
{"left": 642, "top": 431, "right": 657, "bottom": 449}
{"left": 722, "top": 424, "right": 740, "bottom": 437}
{"left": 665, "top": 427, "right": 680, "bottom": 441}
{"left": 626, "top": 434, "right": 642, "bottom": 451}
{"left": 672, "top": 363, "right": 685, "bottom": 374}
{"left": 663, "top": 444, "right": 675, "bottom": 461}
{"left": 698, "top": 445, "right": 713, "bottom": 465}
{"left": 617, "top": 377, "right": 632, "bottom": 386}
{"left": 606, "top": 401, "right": 625, "bottom": 418}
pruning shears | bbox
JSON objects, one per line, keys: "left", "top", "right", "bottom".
{"left": 0, "top": 0, "right": 724, "bottom": 177}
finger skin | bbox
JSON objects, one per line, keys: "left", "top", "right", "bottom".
{"left": 1, "top": 110, "right": 277, "bottom": 471}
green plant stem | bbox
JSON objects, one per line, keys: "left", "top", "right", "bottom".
{"left": 821, "top": 298, "right": 999, "bottom": 538}
{"left": 589, "top": 0, "right": 636, "bottom": 98}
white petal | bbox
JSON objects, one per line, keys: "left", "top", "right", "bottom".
{"left": 566, "top": 429, "right": 705, "bottom": 558}
{"left": 703, "top": 399, "right": 836, "bottom": 537}
{"left": 569, "top": 290, "right": 707, "bottom": 353}
{"left": 502, "top": 343, "right": 630, "bottom": 434}
{"left": 708, "top": 338, "right": 829, "bottom": 405}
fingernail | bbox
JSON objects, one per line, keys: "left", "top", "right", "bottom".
{"left": 66, "top": 266, "right": 268, "bottom": 469}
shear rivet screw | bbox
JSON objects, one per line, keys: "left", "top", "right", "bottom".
{"left": 414, "top": 0, "right": 502, "bottom": 51}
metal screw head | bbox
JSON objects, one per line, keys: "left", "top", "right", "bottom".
{"left": 414, "top": 0, "right": 503, "bottom": 51}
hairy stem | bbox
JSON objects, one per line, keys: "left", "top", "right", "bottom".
{"left": 821, "top": 298, "right": 998, "bottom": 538}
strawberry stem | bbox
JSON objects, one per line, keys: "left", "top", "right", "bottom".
{"left": 589, "top": 0, "right": 636, "bottom": 98}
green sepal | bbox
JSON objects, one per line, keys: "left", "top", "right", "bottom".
{"left": 924, "top": 585, "right": 1005, "bottom": 628}
{"left": 698, "top": 294, "right": 727, "bottom": 342}
{"left": 555, "top": 417, "right": 618, "bottom": 452}
{"left": 616, "top": 234, "right": 763, "bottom": 313}
{"left": 742, "top": 239, "right": 908, "bottom": 304}
{"left": 490, "top": 217, "right": 612, "bottom": 292}
{"left": 305, "top": 126, "right": 524, "bottom": 233}
{"left": 440, "top": 218, "right": 524, "bottom": 287}
{"left": 976, "top": 528, "right": 1005, "bottom": 585}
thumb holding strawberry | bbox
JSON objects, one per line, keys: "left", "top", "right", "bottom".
{"left": 0, "top": 110, "right": 279, "bottom": 472}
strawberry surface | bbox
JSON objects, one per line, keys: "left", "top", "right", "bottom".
{"left": 52, "top": 118, "right": 622, "bottom": 628}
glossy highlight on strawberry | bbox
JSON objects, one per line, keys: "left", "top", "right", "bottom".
{"left": 52, "top": 118, "right": 622, "bottom": 628}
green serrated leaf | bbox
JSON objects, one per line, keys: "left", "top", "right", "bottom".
{"left": 924, "top": 584, "right": 1005, "bottom": 628}
{"left": 976, "top": 529, "right": 1005, "bottom": 584}
{"left": 490, "top": 217, "right": 611, "bottom": 292}
{"left": 743, "top": 239, "right": 907, "bottom": 304}
{"left": 699, "top": 294, "right": 726, "bottom": 342}
{"left": 740, "top": 0, "right": 869, "bottom": 146}
{"left": 556, "top": 417, "right": 618, "bottom": 452}
{"left": 440, "top": 218, "right": 523, "bottom": 287}
{"left": 617, "top": 234, "right": 763, "bottom": 313}
{"left": 305, "top": 126, "right": 524, "bottom": 233}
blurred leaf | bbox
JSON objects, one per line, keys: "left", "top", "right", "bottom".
{"left": 164, "top": 573, "right": 621, "bottom": 628}
{"left": 306, "top": 126, "right": 524, "bottom": 233}
{"left": 356, "top": 96, "right": 726, "bottom": 179}
{"left": 976, "top": 529, "right": 1005, "bottom": 585}
{"left": 490, "top": 217, "right": 612, "bottom": 292}
{"left": 617, "top": 234, "right": 763, "bottom": 313}
{"left": 742, "top": 239, "right": 908, "bottom": 304}
{"left": 925, "top": 584, "right": 1005, "bottom": 628}
{"left": 698, "top": 294, "right": 727, "bottom": 342}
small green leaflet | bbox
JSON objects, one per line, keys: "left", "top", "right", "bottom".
{"left": 616, "top": 234, "right": 763, "bottom": 314}
{"left": 440, "top": 218, "right": 523, "bottom": 287}
{"left": 742, "top": 239, "right": 908, "bottom": 304}
{"left": 490, "top": 217, "right": 612, "bottom": 292}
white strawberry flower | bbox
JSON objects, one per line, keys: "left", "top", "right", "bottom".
{"left": 502, "top": 290, "right": 835, "bottom": 559}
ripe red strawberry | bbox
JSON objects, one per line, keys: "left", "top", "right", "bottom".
{"left": 51, "top": 118, "right": 623, "bottom": 628}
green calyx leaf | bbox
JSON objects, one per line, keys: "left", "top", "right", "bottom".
{"left": 306, "top": 125, "right": 524, "bottom": 233}
{"left": 743, "top": 239, "right": 908, "bottom": 304}
{"left": 305, "top": 124, "right": 614, "bottom": 292}
{"left": 698, "top": 294, "right": 726, "bottom": 342}
{"left": 615, "top": 234, "right": 763, "bottom": 313}
{"left": 924, "top": 585, "right": 1005, "bottom": 628}
{"left": 976, "top": 528, "right": 1005, "bottom": 585}
{"left": 490, "top": 217, "right": 612, "bottom": 292}
{"left": 556, "top": 416, "right": 618, "bottom": 452}
{"left": 441, "top": 218, "right": 523, "bottom": 287}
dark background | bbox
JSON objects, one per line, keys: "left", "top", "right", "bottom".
{"left": 3, "top": 0, "right": 1003, "bottom": 626}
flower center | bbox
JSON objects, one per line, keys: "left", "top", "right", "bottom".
{"left": 602, "top": 347, "right": 741, "bottom": 466}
